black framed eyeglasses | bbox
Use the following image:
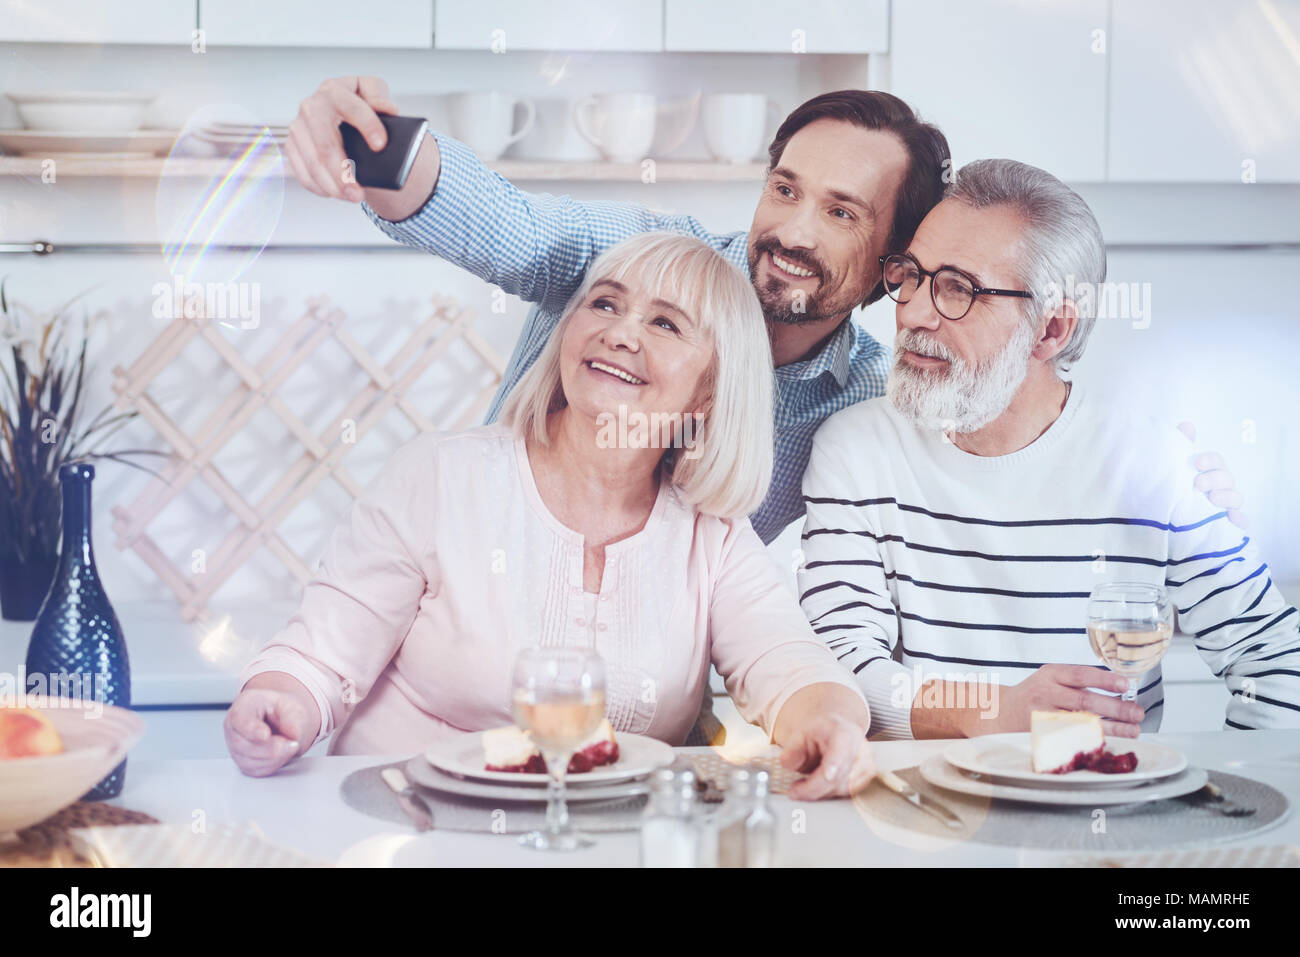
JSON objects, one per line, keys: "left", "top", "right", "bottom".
{"left": 878, "top": 252, "right": 1033, "bottom": 321}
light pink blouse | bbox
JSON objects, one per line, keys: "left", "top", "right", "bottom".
{"left": 239, "top": 425, "right": 865, "bottom": 755}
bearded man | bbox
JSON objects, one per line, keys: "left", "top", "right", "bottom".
{"left": 798, "top": 158, "right": 1300, "bottom": 739}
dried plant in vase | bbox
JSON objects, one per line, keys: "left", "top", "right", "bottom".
{"left": 0, "top": 278, "right": 166, "bottom": 620}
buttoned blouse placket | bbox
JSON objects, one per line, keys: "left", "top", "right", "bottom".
{"left": 513, "top": 432, "right": 665, "bottom": 731}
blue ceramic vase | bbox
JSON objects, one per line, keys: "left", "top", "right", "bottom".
{"left": 25, "top": 462, "right": 131, "bottom": 800}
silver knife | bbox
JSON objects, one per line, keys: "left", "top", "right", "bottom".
{"left": 381, "top": 766, "right": 434, "bottom": 831}
{"left": 877, "top": 769, "right": 964, "bottom": 830}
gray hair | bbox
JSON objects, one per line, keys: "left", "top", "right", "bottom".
{"left": 946, "top": 159, "right": 1106, "bottom": 372}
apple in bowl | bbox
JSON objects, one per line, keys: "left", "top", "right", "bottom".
{"left": 0, "top": 707, "right": 64, "bottom": 759}
{"left": 0, "top": 696, "right": 144, "bottom": 834}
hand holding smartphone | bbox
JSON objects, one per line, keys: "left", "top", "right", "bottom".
{"left": 339, "top": 113, "right": 429, "bottom": 190}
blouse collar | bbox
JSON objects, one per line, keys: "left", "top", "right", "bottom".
{"left": 512, "top": 431, "right": 677, "bottom": 553}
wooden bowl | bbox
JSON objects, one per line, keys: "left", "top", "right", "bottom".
{"left": 0, "top": 697, "right": 144, "bottom": 833}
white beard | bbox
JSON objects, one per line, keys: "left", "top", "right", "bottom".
{"left": 886, "top": 321, "right": 1037, "bottom": 434}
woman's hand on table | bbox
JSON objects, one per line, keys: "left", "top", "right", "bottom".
{"left": 225, "top": 679, "right": 319, "bottom": 777}
{"left": 780, "top": 712, "right": 876, "bottom": 801}
{"left": 772, "top": 682, "right": 874, "bottom": 800}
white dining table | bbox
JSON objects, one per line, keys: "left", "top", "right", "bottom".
{"left": 102, "top": 730, "right": 1300, "bottom": 867}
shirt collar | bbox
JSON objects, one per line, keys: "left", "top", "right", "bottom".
{"left": 774, "top": 316, "right": 858, "bottom": 388}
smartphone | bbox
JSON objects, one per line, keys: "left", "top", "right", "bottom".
{"left": 339, "top": 113, "right": 428, "bottom": 190}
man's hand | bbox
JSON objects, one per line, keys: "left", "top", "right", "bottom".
{"left": 1178, "top": 421, "right": 1248, "bottom": 529}
{"left": 991, "top": 664, "right": 1145, "bottom": 738}
{"left": 286, "top": 76, "right": 399, "bottom": 203}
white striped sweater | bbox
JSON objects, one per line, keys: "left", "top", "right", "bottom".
{"left": 798, "top": 384, "right": 1300, "bottom": 738}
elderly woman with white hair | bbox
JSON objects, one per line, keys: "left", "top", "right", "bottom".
{"left": 225, "top": 231, "right": 872, "bottom": 800}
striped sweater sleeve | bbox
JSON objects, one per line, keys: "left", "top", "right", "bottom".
{"left": 798, "top": 418, "right": 914, "bottom": 739}
{"left": 1164, "top": 485, "right": 1300, "bottom": 729}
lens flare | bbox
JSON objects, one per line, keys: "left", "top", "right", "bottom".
{"left": 156, "top": 104, "right": 286, "bottom": 287}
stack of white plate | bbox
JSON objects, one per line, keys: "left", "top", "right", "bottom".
{"left": 189, "top": 121, "right": 290, "bottom": 156}
{"left": 919, "top": 733, "right": 1207, "bottom": 806}
{"left": 409, "top": 732, "right": 674, "bottom": 803}
{"left": 1, "top": 91, "right": 173, "bottom": 158}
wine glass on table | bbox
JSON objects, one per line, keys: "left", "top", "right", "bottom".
{"left": 1087, "top": 582, "right": 1174, "bottom": 704}
{"left": 511, "top": 647, "right": 607, "bottom": 851}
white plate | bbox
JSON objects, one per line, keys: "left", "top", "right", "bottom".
{"left": 404, "top": 757, "right": 652, "bottom": 804}
{"left": 424, "top": 731, "right": 673, "bottom": 787}
{"left": 919, "top": 755, "right": 1209, "bottom": 806}
{"left": 943, "top": 733, "right": 1187, "bottom": 789}
{"left": 0, "top": 129, "right": 176, "bottom": 156}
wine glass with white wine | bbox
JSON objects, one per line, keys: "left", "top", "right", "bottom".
{"left": 1087, "top": 582, "right": 1174, "bottom": 704}
{"left": 511, "top": 647, "right": 607, "bottom": 851}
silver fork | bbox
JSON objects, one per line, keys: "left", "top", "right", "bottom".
{"left": 1197, "top": 780, "right": 1255, "bottom": 817}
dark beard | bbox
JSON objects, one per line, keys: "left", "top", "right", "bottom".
{"left": 750, "top": 267, "right": 832, "bottom": 326}
{"left": 747, "top": 239, "right": 838, "bottom": 326}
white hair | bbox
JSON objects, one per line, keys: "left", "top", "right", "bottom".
{"left": 498, "top": 231, "right": 775, "bottom": 519}
{"left": 946, "top": 159, "right": 1107, "bottom": 372}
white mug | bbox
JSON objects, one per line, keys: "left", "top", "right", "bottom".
{"left": 445, "top": 92, "right": 536, "bottom": 161}
{"left": 701, "top": 93, "right": 781, "bottom": 164}
{"left": 508, "top": 97, "right": 600, "bottom": 161}
{"left": 574, "top": 93, "right": 656, "bottom": 163}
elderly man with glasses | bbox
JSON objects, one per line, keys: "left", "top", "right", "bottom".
{"left": 799, "top": 158, "right": 1300, "bottom": 739}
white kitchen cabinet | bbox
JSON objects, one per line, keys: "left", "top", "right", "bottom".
{"left": 434, "top": 0, "right": 662, "bottom": 51}
{"left": 890, "top": 0, "right": 1108, "bottom": 182}
{"left": 200, "top": 0, "right": 433, "bottom": 48}
{"left": 664, "top": 0, "right": 887, "bottom": 53}
{"left": 0, "top": 0, "right": 194, "bottom": 44}
{"left": 1109, "top": 0, "right": 1300, "bottom": 182}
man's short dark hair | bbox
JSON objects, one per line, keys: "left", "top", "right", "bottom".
{"left": 767, "top": 90, "right": 950, "bottom": 305}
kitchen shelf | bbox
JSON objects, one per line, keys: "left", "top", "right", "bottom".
{"left": 0, "top": 156, "right": 768, "bottom": 182}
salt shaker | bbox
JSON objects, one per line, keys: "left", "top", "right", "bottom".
{"left": 715, "top": 766, "right": 777, "bottom": 867}
{"left": 744, "top": 769, "right": 777, "bottom": 868}
{"left": 640, "top": 768, "right": 699, "bottom": 867}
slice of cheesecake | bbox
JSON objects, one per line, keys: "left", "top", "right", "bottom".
{"left": 566, "top": 719, "right": 619, "bottom": 773}
{"left": 1030, "top": 710, "right": 1105, "bottom": 773}
{"left": 483, "top": 719, "right": 619, "bottom": 774}
{"left": 483, "top": 725, "right": 546, "bottom": 773}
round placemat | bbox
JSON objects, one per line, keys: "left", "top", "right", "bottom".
{"left": 0, "top": 802, "right": 159, "bottom": 868}
{"left": 854, "top": 767, "right": 1289, "bottom": 852}
{"left": 340, "top": 761, "right": 648, "bottom": 834}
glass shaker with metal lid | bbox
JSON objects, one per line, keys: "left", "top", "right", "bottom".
{"left": 716, "top": 765, "right": 776, "bottom": 867}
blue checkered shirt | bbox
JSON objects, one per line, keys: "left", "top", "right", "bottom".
{"left": 361, "top": 132, "right": 891, "bottom": 544}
